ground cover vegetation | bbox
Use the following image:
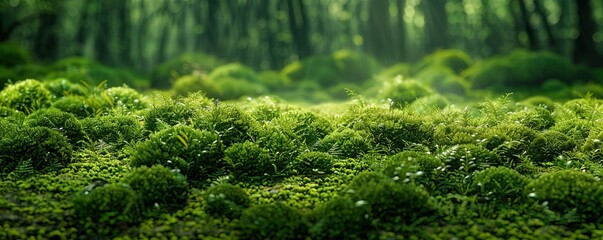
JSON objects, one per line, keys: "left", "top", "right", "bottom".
{"left": 2, "top": 43, "right": 603, "bottom": 239}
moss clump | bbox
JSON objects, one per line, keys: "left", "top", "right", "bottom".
{"left": 509, "top": 105, "right": 554, "bottom": 131}
{"left": 0, "top": 125, "right": 72, "bottom": 176}
{"left": 203, "top": 183, "right": 250, "bottom": 218}
{"left": 471, "top": 167, "right": 528, "bottom": 203}
{"left": 282, "top": 55, "right": 341, "bottom": 87}
{"left": 332, "top": 49, "right": 381, "bottom": 85}
{"left": 196, "top": 104, "right": 257, "bottom": 146}
{"left": 171, "top": 74, "right": 206, "bottom": 97}
{"left": 315, "top": 128, "right": 371, "bottom": 158}
{"left": 378, "top": 78, "right": 434, "bottom": 108}
{"left": 105, "top": 86, "right": 148, "bottom": 111}
{"left": 525, "top": 170, "right": 603, "bottom": 221}
{"left": 43, "top": 78, "right": 83, "bottom": 98}
{"left": 144, "top": 103, "right": 195, "bottom": 133}
{"left": 51, "top": 95, "right": 93, "bottom": 118}
{"left": 439, "top": 144, "right": 501, "bottom": 172}
{"left": 380, "top": 151, "right": 442, "bottom": 188}
{"left": 122, "top": 165, "right": 189, "bottom": 210}
{"left": 288, "top": 151, "right": 334, "bottom": 176}
{"left": 308, "top": 196, "right": 372, "bottom": 239}
{"left": 0, "top": 41, "right": 31, "bottom": 67}
{"left": 342, "top": 106, "right": 433, "bottom": 153}
{"left": 223, "top": 141, "right": 275, "bottom": 180}
{"left": 527, "top": 131, "right": 575, "bottom": 164}
{"left": 344, "top": 171, "right": 438, "bottom": 225}
{"left": 80, "top": 114, "right": 144, "bottom": 150}
{"left": 273, "top": 110, "right": 334, "bottom": 147}
{"left": 238, "top": 203, "right": 308, "bottom": 240}
{"left": 411, "top": 49, "right": 473, "bottom": 76}
{"left": 46, "top": 57, "right": 142, "bottom": 88}
{"left": 152, "top": 52, "right": 222, "bottom": 89}
{"left": 464, "top": 50, "right": 575, "bottom": 90}
{"left": 73, "top": 183, "right": 142, "bottom": 225}
{"left": 129, "top": 125, "right": 223, "bottom": 182}
{"left": 25, "top": 108, "right": 85, "bottom": 146}
{"left": 414, "top": 66, "right": 468, "bottom": 95}
{"left": 0, "top": 79, "right": 52, "bottom": 113}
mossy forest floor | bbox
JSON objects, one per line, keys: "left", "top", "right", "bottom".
{"left": 3, "top": 49, "right": 603, "bottom": 239}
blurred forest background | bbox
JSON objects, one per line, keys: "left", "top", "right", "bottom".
{"left": 1, "top": 0, "right": 603, "bottom": 94}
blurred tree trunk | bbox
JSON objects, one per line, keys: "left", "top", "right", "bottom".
{"left": 533, "top": 0, "right": 557, "bottom": 52}
{"left": 516, "top": 0, "right": 538, "bottom": 50}
{"left": 422, "top": 0, "right": 448, "bottom": 53}
{"left": 366, "top": 0, "right": 396, "bottom": 64}
{"left": 286, "top": 0, "right": 311, "bottom": 59}
{"left": 94, "top": 2, "right": 113, "bottom": 65}
{"left": 258, "top": 0, "right": 279, "bottom": 69}
{"left": 573, "top": 0, "right": 602, "bottom": 67}
{"left": 204, "top": 0, "right": 220, "bottom": 54}
{"left": 396, "top": 0, "right": 407, "bottom": 61}
{"left": 32, "top": 11, "right": 59, "bottom": 60}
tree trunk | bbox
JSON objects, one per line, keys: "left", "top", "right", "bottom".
{"left": 286, "top": 0, "right": 311, "bottom": 59}
{"left": 366, "top": 0, "right": 396, "bottom": 64}
{"left": 573, "top": 0, "right": 602, "bottom": 67}
{"left": 422, "top": 0, "right": 449, "bottom": 53}
{"left": 396, "top": 0, "right": 407, "bottom": 61}
{"left": 533, "top": 0, "right": 557, "bottom": 52}
{"left": 517, "top": 0, "right": 538, "bottom": 50}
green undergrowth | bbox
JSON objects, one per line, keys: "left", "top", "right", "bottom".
{"left": 4, "top": 50, "right": 603, "bottom": 239}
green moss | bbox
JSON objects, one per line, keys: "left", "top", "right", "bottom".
{"left": 411, "top": 49, "right": 473, "bottom": 76}
{"left": 80, "top": 114, "right": 144, "bottom": 150}
{"left": 43, "top": 78, "right": 83, "bottom": 98}
{"left": 105, "top": 86, "right": 148, "bottom": 111}
{"left": 380, "top": 151, "right": 443, "bottom": 189}
{"left": 378, "top": 78, "right": 434, "bottom": 108}
{"left": 196, "top": 104, "right": 258, "bottom": 146}
{"left": 223, "top": 141, "right": 275, "bottom": 180}
{"left": 471, "top": 167, "right": 528, "bottom": 203}
{"left": 0, "top": 79, "right": 51, "bottom": 113}
{"left": 508, "top": 105, "right": 554, "bottom": 131}
{"left": 122, "top": 165, "right": 189, "bottom": 210}
{"left": 273, "top": 110, "right": 334, "bottom": 147}
{"left": 525, "top": 170, "right": 603, "bottom": 221}
{"left": 341, "top": 106, "right": 433, "bottom": 153}
{"left": 527, "top": 131, "right": 576, "bottom": 164}
{"left": 46, "top": 57, "right": 143, "bottom": 88}
{"left": 0, "top": 126, "right": 72, "bottom": 176}
{"left": 332, "top": 49, "right": 381, "bottom": 85}
{"left": 0, "top": 42, "right": 31, "bottom": 67}
{"left": 315, "top": 128, "right": 371, "bottom": 158}
{"left": 25, "top": 108, "right": 85, "bottom": 146}
{"left": 289, "top": 151, "right": 334, "bottom": 176}
{"left": 171, "top": 74, "right": 206, "bottom": 97}
{"left": 73, "top": 183, "right": 142, "bottom": 225}
{"left": 129, "top": 125, "right": 224, "bottom": 182}
{"left": 344, "top": 171, "right": 438, "bottom": 225}
{"left": 308, "top": 196, "right": 372, "bottom": 239}
{"left": 152, "top": 52, "right": 222, "bottom": 89}
{"left": 144, "top": 102, "right": 195, "bottom": 132}
{"left": 203, "top": 183, "right": 250, "bottom": 218}
{"left": 51, "top": 95, "right": 93, "bottom": 118}
{"left": 238, "top": 202, "right": 308, "bottom": 239}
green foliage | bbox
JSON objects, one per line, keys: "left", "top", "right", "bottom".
{"left": 379, "top": 63, "right": 411, "bottom": 80}
{"left": 378, "top": 78, "right": 434, "bottom": 108}
{"left": 43, "top": 78, "right": 83, "bottom": 98}
{"left": 105, "top": 86, "right": 148, "bottom": 111}
{"left": 508, "top": 105, "right": 554, "bottom": 131}
{"left": 527, "top": 131, "right": 576, "bottom": 164}
{"left": 0, "top": 79, "right": 52, "bottom": 113}
{"left": 344, "top": 171, "right": 438, "bottom": 225}
{"left": 315, "top": 128, "right": 371, "bottom": 158}
{"left": 203, "top": 183, "right": 250, "bottom": 218}
{"left": 46, "top": 57, "right": 143, "bottom": 88}
{"left": 122, "top": 165, "right": 189, "bottom": 210}
{"left": 259, "top": 70, "right": 291, "bottom": 90}
{"left": 464, "top": 50, "right": 576, "bottom": 89}
{"left": 341, "top": 106, "right": 433, "bottom": 153}
{"left": 144, "top": 102, "right": 195, "bottom": 132}
{"left": 520, "top": 95, "right": 556, "bottom": 111}
{"left": 51, "top": 95, "right": 93, "bottom": 118}
{"left": 197, "top": 104, "right": 257, "bottom": 146}
{"left": 414, "top": 66, "right": 468, "bottom": 95}
{"left": 80, "top": 114, "right": 144, "bottom": 150}
{"left": 273, "top": 110, "right": 334, "bottom": 146}
{"left": 203, "top": 63, "right": 266, "bottom": 100}
{"left": 223, "top": 141, "right": 275, "bottom": 180}
{"left": 0, "top": 42, "right": 31, "bottom": 67}
{"left": 152, "top": 52, "right": 222, "bottom": 89}
{"left": 309, "top": 196, "right": 372, "bottom": 239}
{"left": 0, "top": 125, "right": 72, "bottom": 176}
{"left": 471, "top": 167, "right": 528, "bottom": 203}
{"left": 289, "top": 151, "right": 334, "bottom": 175}
{"left": 25, "top": 108, "right": 85, "bottom": 145}
{"left": 380, "top": 151, "right": 443, "bottom": 188}
{"left": 129, "top": 125, "right": 224, "bottom": 182}
{"left": 283, "top": 50, "right": 380, "bottom": 87}
{"left": 238, "top": 202, "right": 308, "bottom": 239}
{"left": 73, "top": 183, "right": 142, "bottom": 225}
{"left": 525, "top": 170, "right": 603, "bottom": 221}
{"left": 171, "top": 73, "right": 206, "bottom": 97}
{"left": 411, "top": 49, "right": 473, "bottom": 76}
